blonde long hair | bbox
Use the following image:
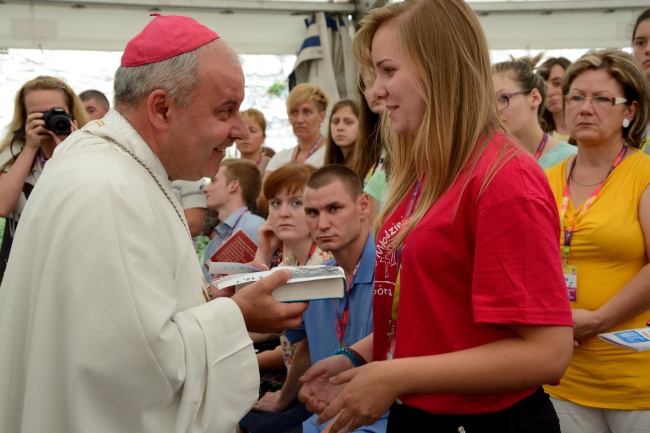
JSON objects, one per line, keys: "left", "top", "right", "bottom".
{"left": 0, "top": 76, "right": 89, "bottom": 170}
{"left": 353, "top": 0, "right": 505, "bottom": 248}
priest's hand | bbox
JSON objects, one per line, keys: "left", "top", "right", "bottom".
{"left": 209, "top": 261, "right": 269, "bottom": 299}
{"left": 232, "top": 269, "right": 307, "bottom": 333}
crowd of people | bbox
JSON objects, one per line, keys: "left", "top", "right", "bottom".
{"left": 0, "top": 1, "right": 649, "bottom": 433}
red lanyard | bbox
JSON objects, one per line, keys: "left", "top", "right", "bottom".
{"left": 389, "top": 175, "right": 424, "bottom": 326}
{"left": 534, "top": 133, "right": 549, "bottom": 161}
{"left": 560, "top": 145, "right": 627, "bottom": 261}
{"left": 298, "top": 242, "right": 317, "bottom": 266}
{"left": 219, "top": 210, "right": 249, "bottom": 247}
{"left": 291, "top": 135, "right": 323, "bottom": 163}
{"left": 334, "top": 256, "right": 362, "bottom": 349}
{"left": 255, "top": 154, "right": 264, "bottom": 168}
{"left": 270, "top": 244, "right": 283, "bottom": 269}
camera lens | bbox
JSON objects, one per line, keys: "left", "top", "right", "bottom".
{"left": 49, "top": 115, "right": 72, "bottom": 135}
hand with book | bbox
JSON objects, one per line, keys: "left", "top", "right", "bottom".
{"left": 208, "top": 261, "right": 269, "bottom": 300}
{"left": 231, "top": 268, "right": 308, "bottom": 333}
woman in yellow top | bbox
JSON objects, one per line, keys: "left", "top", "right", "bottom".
{"left": 545, "top": 50, "right": 650, "bottom": 432}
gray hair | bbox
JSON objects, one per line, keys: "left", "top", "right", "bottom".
{"left": 114, "top": 39, "right": 236, "bottom": 109}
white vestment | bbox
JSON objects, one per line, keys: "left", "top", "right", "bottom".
{"left": 0, "top": 109, "right": 259, "bottom": 433}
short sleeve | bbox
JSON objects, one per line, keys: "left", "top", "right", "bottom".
{"left": 171, "top": 179, "right": 207, "bottom": 210}
{"left": 472, "top": 194, "right": 572, "bottom": 326}
{"left": 265, "top": 148, "right": 294, "bottom": 173}
{"left": 364, "top": 170, "right": 386, "bottom": 202}
{"left": 284, "top": 321, "right": 307, "bottom": 345}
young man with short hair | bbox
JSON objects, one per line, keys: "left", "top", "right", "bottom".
{"left": 202, "top": 158, "right": 265, "bottom": 284}
{"left": 79, "top": 89, "right": 110, "bottom": 120}
{"left": 242, "top": 165, "right": 387, "bottom": 433}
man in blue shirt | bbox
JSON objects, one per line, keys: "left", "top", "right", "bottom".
{"left": 244, "top": 164, "right": 386, "bottom": 433}
{"left": 202, "top": 159, "right": 265, "bottom": 285}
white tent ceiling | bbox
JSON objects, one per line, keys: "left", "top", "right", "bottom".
{"left": 0, "top": 0, "right": 648, "bottom": 55}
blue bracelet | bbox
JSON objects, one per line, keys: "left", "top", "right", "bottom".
{"left": 334, "top": 348, "right": 362, "bottom": 367}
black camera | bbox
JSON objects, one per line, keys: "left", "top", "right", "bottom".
{"left": 40, "top": 108, "right": 74, "bottom": 135}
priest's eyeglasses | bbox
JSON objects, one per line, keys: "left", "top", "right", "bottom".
{"left": 564, "top": 94, "right": 628, "bottom": 110}
{"left": 497, "top": 89, "right": 533, "bottom": 111}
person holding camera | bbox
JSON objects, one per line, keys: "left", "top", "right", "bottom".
{"left": 0, "top": 75, "right": 89, "bottom": 281}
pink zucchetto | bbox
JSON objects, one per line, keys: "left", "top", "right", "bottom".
{"left": 121, "top": 14, "right": 219, "bottom": 67}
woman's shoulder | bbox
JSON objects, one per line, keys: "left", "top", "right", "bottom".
{"left": 266, "top": 147, "right": 295, "bottom": 171}
{"left": 309, "top": 247, "right": 332, "bottom": 266}
{"left": 551, "top": 141, "right": 577, "bottom": 155}
{"left": 471, "top": 132, "right": 553, "bottom": 203}
{"left": 625, "top": 149, "right": 650, "bottom": 183}
{"left": 0, "top": 141, "right": 25, "bottom": 171}
{"left": 539, "top": 142, "right": 577, "bottom": 170}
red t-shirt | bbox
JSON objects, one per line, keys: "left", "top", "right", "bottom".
{"left": 373, "top": 132, "right": 572, "bottom": 414}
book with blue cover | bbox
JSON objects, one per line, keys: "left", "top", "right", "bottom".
{"left": 598, "top": 327, "right": 650, "bottom": 352}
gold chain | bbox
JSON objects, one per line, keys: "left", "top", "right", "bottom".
{"left": 107, "top": 138, "right": 192, "bottom": 240}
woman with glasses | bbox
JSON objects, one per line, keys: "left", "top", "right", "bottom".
{"left": 537, "top": 57, "right": 573, "bottom": 142}
{"left": 493, "top": 56, "right": 577, "bottom": 169}
{"left": 297, "top": 1, "right": 574, "bottom": 432}
{"left": 544, "top": 49, "right": 650, "bottom": 433}
{"left": 0, "top": 76, "right": 89, "bottom": 281}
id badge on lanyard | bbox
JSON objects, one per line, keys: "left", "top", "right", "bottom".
{"left": 562, "top": 263, "right": 578, "bottom": 302}
{"left": 559, "top": 146, "right": 627, "bottom": 303}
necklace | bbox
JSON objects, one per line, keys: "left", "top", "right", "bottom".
{"left": 107, "top": 138, "right": 192, "bottom": 240}
{"left": 569, "top": 173, "right": 607, "bottom": 187}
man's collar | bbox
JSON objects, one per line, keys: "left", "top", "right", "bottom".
{"left": 215, "top": 206, "right": 248, "bottom": 235}
{"left": 326, "top": 231, "right": 375, "bottom": 285}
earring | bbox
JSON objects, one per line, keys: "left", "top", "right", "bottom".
{"left": 623, "top": 118, "right": 630, "bottom": 128}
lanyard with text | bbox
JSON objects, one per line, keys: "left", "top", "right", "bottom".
{"left": 334, "top": 257, "right": 362, "bottom": 349}
{"left": 386, "top": 175, "right": 424, "bottom": 358}
{"left": 560, "top": 145, "right": 627, "bottom": 263}
{"left": 291, "top": 135, "right": 324, "bottom": 163}
{"left": 533, "top": 133, "right": 549, "bottom": 161}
